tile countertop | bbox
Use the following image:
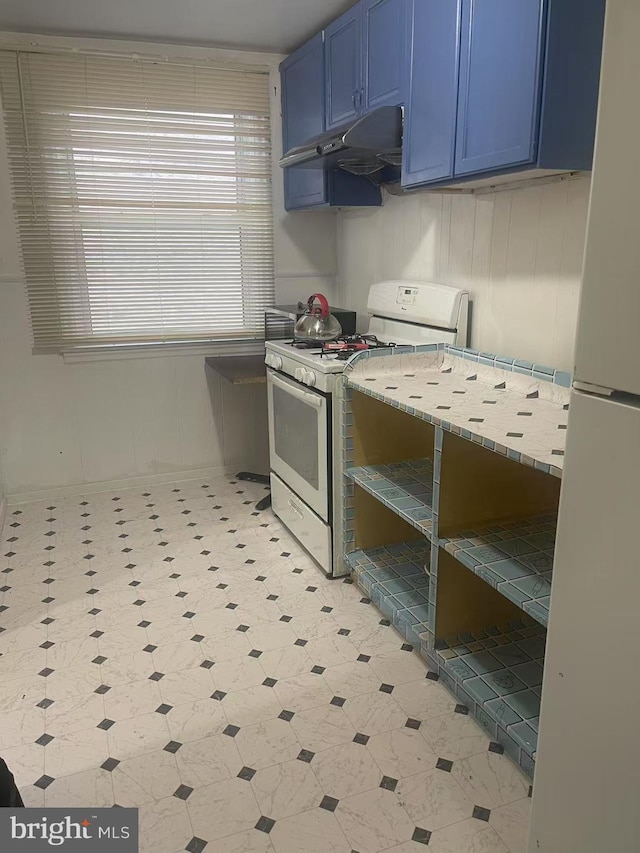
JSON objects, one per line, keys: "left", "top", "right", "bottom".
{"left": 344, "top": 345, "right": 571, "bottom": 477}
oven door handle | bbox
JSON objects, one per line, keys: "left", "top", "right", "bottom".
{"left": 269, "top": 370, "right": 323, "bottom": 408}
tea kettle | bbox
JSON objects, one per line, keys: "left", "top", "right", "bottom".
{"left": 294, "top": 294, "right": 343, "bottom": 343}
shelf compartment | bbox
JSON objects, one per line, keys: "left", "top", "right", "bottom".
{"left": 350, "top": 389, "right": 435, "bottom": 469}
{"left": 436, "top": 620, "right": 545, "bottom": 771}
{"left": 440, "top": 514, "right": 556, "bottom": 626}
{"left": 438, "top": 430, "right": 561, "bottom": 538}
{"left": 346, "top": 458, "right": 435, "bottom": 539}
{"left": 347, "top": 540, "right": 432, "bottom": 648}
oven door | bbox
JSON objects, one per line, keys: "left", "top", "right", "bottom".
{"left": 267, "top": 368, "right": 330, "bottom": 521}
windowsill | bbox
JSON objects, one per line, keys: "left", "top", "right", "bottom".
{"left": 61, "top": 339, "right": 265, "bottom": 364}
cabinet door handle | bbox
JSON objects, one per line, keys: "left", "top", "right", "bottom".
{"left": 352, "top": 91, "right": 357, "bottom": 109}
{"left": 356, "top": 89, "right": 364, "bottom": 110}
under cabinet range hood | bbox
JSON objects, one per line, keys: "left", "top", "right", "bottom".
{"left": 279, "top": 106, "right": 402, "bottom": 175}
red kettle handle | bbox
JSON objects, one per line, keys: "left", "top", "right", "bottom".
{"left": 307, "top": 293, "right": 330, "bottom": 318}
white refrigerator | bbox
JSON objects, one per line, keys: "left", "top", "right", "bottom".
{"left": 529, "top": 2, "right": 640, "bottom": 851}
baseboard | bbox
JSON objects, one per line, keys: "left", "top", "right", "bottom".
{"left": 6, "top": 464, "right": 242, "bottom": 505}
{"left": 0, "top": 498, "right": 6, "bottom": 538}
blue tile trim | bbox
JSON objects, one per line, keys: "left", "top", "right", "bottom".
{"left": 495, "top": 356, "right": 515, "bottom": 368}
{"left": 347, "top": 542, "right": 431, "bottom": 648}
{"left": 415, "top": 343, "right": 442, "bottom": 353}
{"left": 351, "top": 342, "right": 571, "bottom": 386}
{"left": 434, "top": 620, "right": 545, "bottom": 774}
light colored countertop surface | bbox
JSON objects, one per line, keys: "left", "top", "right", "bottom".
{"left": 205, "top": 354, "right": 266, "bottom": 384}
{"left": 345, "top": 347, "right": 571, "bottom": 477}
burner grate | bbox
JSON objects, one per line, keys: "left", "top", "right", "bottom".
{"left": 319, "top": 335, "right": 395, "bottom": 359}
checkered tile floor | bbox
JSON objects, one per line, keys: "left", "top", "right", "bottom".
{"left": 0, "top": 475, "right": 531, "bottom": 852}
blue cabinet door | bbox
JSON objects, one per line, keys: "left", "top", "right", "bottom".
{"left": 362, "top": 0, "right": 408, "bottom": 112}
{"left": 454, "top": 0, "right": 545, "bottom": 176}
{"left": 325, "top": 5, "right": 362, "bottom": 130}
{"left": 283, "top": 168, "right": 327, "bottom": 212}
{"left": 280, "top": 33, "right": 327, "bottom": 210}
{"left": 402, "top": 0, "right": 462, "bottom": 187}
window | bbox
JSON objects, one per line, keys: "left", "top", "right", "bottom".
{"left": 0, "top": 50, "right": 274, "bottom": 352}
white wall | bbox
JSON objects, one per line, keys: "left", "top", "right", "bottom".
{"left": 0, "top": 32, "right": 337, "bottom": 500}
{"left": 335, "top": 175, "right": 590, "bottom": 370}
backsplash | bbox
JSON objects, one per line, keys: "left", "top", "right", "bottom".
{"left": 335, "top": 175, "right": 591, "bottom": 370}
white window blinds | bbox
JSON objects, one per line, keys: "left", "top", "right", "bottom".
{"left": 0, "top": 50, "right": 274, "bottom": 352}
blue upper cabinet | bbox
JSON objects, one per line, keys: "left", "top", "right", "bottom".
{"left": 404, "top": 0, "right": 604, "bottom": 189}
{"left": 281, "top": 33, "right": 325, "bottom": 155}
{"left": 282, "top": 0, "right": 604, "bottom": 204}
{"left": 325, "top": 6, "right": 362, "bottom": 130}
{"left": 454, "top": 0, "right": 545, "bottom": 176}
{"left": 280, "top": 34, "right": 327, "bottom": 210}
{"left": 362, "top": 0, "right": 408, "bottom": 113}
{"left": 402, "top": 0, "right": 461, "bottom": 188}
{"left": 280, "top": 30, "right": 382, "bottom": 210}
{"left": 325, "top": 0, "right": 407, "bottom": 131}
{"left": 536, "top": 0, "right": 606, "bottom": 172}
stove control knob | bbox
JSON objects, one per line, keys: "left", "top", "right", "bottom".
{"left": 272, "top": 355, "right": 283, "bottom": 371}
{"left": 304, "top": 369, "right": 317, "bottom": 387}
{"left": 294, "top": 367, "right": 304, "bottom": 382}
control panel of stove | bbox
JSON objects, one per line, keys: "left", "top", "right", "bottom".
{"left": 294, "top": 367, "right": 317, "bottom": 387}
{"left": 265, "top": 342, "right": 346, "bottom": 394}
{"left": 265, "top": 353, "right": 283, "bottom": 370}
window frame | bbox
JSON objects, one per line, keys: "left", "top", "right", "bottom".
{"left": 0, "top": 41, "right": 280, "bottom": 356}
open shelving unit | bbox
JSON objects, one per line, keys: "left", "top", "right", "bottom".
{"left": 343, "top": 371, "right": 565, "bottom": 778}
{"left": 342, "top": 388, "right": 436, "bottom": 649}
{"left": 432, "top": 547, "right": 544, "bottom": 774}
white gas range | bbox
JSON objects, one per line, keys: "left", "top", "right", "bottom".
{"left": 265, "top": 280, "right": 470, "bottom": 576}
{"left": 264, "top": 339, "right": 352, "bottom": 394}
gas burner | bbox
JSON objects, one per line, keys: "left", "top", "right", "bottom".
{"left": 288, "top": 340, "right": 323, "bottom": 349}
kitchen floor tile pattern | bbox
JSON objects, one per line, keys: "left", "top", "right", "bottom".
{"left": 0, "top": 476, "right": 531, "bottom": 852}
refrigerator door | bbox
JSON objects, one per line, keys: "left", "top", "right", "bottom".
{"left": 574, "top": 4, "right": 640, "bottom": 397}
{"left": 529, "top": 390, "right": 640, "bottom": 852}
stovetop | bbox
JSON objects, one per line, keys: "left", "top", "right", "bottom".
{"left": 294, "top": 335, "right": 393, "bottom": 357}
{"left": 266, "top": 336, "right": 394, "bottom": 373}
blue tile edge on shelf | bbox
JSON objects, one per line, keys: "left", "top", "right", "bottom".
{"left": 345, "top": 342, "right": 572, "bottom": 389}
{"left": 344, "top": 342, "right": 443, "bottom": 373}
{"left": 420, "top": 647, "right": 537, "bottom": 779}
{"left": 346, "top": 544, "right": 432, "bottom": 652}
{"left": 434, "top": 621, "right": 544, "bottom": 777}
